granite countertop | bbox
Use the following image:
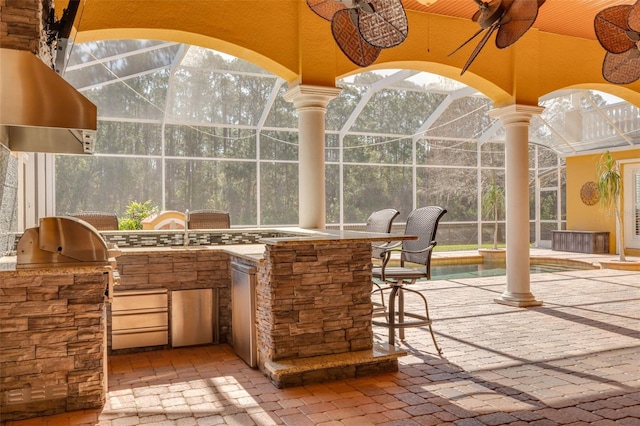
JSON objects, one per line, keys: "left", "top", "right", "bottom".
{"left": 118, "top": 243, "right": 267, "bottom": 263}
{"left": 0, "top": 258, "right": 115, "bottom": 274}
{"left": 0, "top": 229, "right": 413, "bottom": 271}
{"left": 259, "top": 229, "right": 416, "bottom": 245}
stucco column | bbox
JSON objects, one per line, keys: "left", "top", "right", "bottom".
{"left": 489, "top": 104, "right": 544, "bottom": 307}
{"left": 284, "top": 84, "right": 341, "bottom": 229}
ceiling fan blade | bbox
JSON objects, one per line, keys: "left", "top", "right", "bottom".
{"left": 307, "top": 0, "right": 345, "bottom": 21}
{"left": 461, "top": 23, "right": 499, "bottom": 75}
{"left": 602, "top": 50, "right": 640, "bottom": 84}
{"left": 472, "top": 9, "right": 482, "bottom": 23}
{"left": 495, "top": 0, "right": 541, "bottom": 49}
{"left": 332, "top": 9, "right": 382, "bottom": 66}
{"left": 357, "top": 0, "right": 408, "bottom": 48}
{"left": 595, "top": 5, "right": 635, "bottom": 54}
{"left": 627, "top": 0, "right": 640, "bottom": 32}
{"left": 448, "top": 27, "right": 485, "bottom": 57}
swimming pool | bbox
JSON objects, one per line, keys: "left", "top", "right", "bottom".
{"left": 429, "top": 260, "right": 596, "bottom": 280}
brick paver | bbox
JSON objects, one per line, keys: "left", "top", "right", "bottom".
{"left": 4, "top": 261, "right": 639, "bottom": 425}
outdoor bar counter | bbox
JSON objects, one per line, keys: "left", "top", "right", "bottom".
{"left": 107, "top": 228, "right": 411, "bottom": 388}
{"left": 1, "top": 226, "right": 413, "bottom": 417}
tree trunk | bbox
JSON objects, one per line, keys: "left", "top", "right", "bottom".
{"left": 493, "top": 203, "right": 499, "bottom": 249}
{"left": 615, "top": 198, "right": 626, "bottom": 262}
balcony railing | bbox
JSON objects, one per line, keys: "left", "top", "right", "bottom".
{"left": 581, "top": 103, "right": 640, "bottom": 142}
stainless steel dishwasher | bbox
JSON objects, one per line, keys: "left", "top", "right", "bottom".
{"left": 231, "top": 262, "right": 257, "bottom": 367}
{"left": 171, "top": 288, "right": 216, "bottom": 347}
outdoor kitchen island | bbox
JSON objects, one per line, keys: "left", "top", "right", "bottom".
{"left": 110, "top": 228, "right": 411, "bottom": 388}
{"left": 0, "top": 227, "right": 412, "bottom": 421}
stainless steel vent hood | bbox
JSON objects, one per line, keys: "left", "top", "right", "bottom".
{"left": 0, "top": 48, "right": 97, "bottom": 155}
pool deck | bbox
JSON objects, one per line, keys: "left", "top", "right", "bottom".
{"left": 434, "top": 247, "right": 640, "bottom": 268}
{"left": 5, "top": 248, "right": 639, "bottom": 426}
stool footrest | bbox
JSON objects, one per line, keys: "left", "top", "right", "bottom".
{"left": 372, "top": 282, "right": 442, "bottom": 355}
{"left": 372, "top": 312, "right": 432, "bottom": 329}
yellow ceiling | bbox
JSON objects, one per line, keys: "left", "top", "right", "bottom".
{"left": 64, "top": 0, "right": 640, "bottom": 106}
{"left": 403, "top": 0, "right": 631, "bottom": 41}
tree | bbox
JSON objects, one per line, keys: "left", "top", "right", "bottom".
{"left": 482, "top": 175, "right": 505, "bottom": 249}
{"left": 596, "top": 151, "right": 626, "bottom": 261}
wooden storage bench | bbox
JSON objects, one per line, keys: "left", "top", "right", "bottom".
{"left": 551, "top": 230, "right": 610, "bottom": 254}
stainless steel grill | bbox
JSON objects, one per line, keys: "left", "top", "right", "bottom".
{"left": 18, "top": 216, "right": 108, "bottom": 266}
{"left": 16, "top": 216, "right": 120, "bottom": 299}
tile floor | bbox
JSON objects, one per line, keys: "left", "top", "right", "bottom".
{"left": 4, "top": 250, "right": 639, "bottom": 425}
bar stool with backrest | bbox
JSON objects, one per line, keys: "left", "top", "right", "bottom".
{"left": 366, "top": 209, "right": 400, "bottom": 259}
{"left": 372, "top": 206, "right": 447, "bottom": 354}
{"left": 71, "top": 211, "right": 119, "bottom": 230}
{"left": 366, "top": 209, "right": 400, "bottom": 313}
{"left": 186, "top": 209, "right": 230, "bottom": 229}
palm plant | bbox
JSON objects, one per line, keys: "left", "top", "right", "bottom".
{"left": 482, "top": 176, "right": 505, "bottom": 250}
{"left": 596, "top": 151, "right": 626, "bottom": 262}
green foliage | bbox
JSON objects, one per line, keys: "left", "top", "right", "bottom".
{"left": 596, "top": 151, "right": 625, "bottom": 261}
{"left": 117, "top": 217, "right": 139, "bottom": 230}
{"left": 482, "top": 176, "right": 505, "bottom": 216}
{"left": 596, "top": 151, "right": 621, "bottom": 210}
{"left": 482, "top": 175, "right": 505, "bottom": 249}
{"left": 118, "top": 200, "right": 158, "bottom": 230}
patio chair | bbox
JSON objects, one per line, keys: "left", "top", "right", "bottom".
{"left": 71, "top": 211, "right": 119, "bottom": 230}
{"left": 372, "top": 206, "right": 447, "bottom": 353}
{"left": 186, "top": 209, "right": 230, "bottom": 229}
{"left": 366, "top": 209, "right": 400, "bottom": 313}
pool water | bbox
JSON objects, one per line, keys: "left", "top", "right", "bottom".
{"left": 430, "top": 261, "right": 595, "bottom": 280}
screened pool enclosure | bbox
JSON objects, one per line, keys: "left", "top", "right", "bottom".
{"left": 49, "top": 40, "right": 638, "bottom": 247}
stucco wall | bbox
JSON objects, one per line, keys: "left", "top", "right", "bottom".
{"left": 566, "top": 149, "right": 640, "bottom": 255}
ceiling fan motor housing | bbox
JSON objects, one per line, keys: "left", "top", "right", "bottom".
{"left": 478, "top": 2, "right": 506, "bottom": 29}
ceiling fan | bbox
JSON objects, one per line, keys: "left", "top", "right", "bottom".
{"left": 306, "top": 0, "right": 408, "bottom": 67}
{"left": 594, "top": 0, "right": 640, "bottom": 84}
{"left": 450, "top": 0, "right": 545, "bottom": 75}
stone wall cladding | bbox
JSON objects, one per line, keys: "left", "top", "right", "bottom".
{"left": 111, "top": 250, "right": 232, "bottom": 352}
{"left": 0, "top": 0, "right": 55, "bottom": 62}
{"left": 0, "top": 269, "right": 107, "bottom": 423}
{"left": 256, "top": 242, "right": 373, "bottom": 366}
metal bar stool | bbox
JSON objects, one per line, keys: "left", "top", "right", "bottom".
{"left": 366, "top": 209, "right": 400, "bottom": 314}
{"left": 372, "top": 206, "right": 447, "bottom": 354}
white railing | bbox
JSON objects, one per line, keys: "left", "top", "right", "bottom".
{"left": 581, "top": 103, "right": 640, "bottom": 142}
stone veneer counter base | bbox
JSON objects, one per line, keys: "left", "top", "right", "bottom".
{"left": 254, "top": 230, "right": 416, "bottom": 387}
{"left": 263, "top": 343, "right": 406, "bottom": 388}
{"left": 0, "top": 265, "right": 111, "bottom": 423}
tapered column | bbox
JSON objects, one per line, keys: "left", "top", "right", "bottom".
{"left": 489, "top": 105, "right": 544, "bottom": 307}
{"left": 284, "top": 84, "right": 341, "bottom": 229}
